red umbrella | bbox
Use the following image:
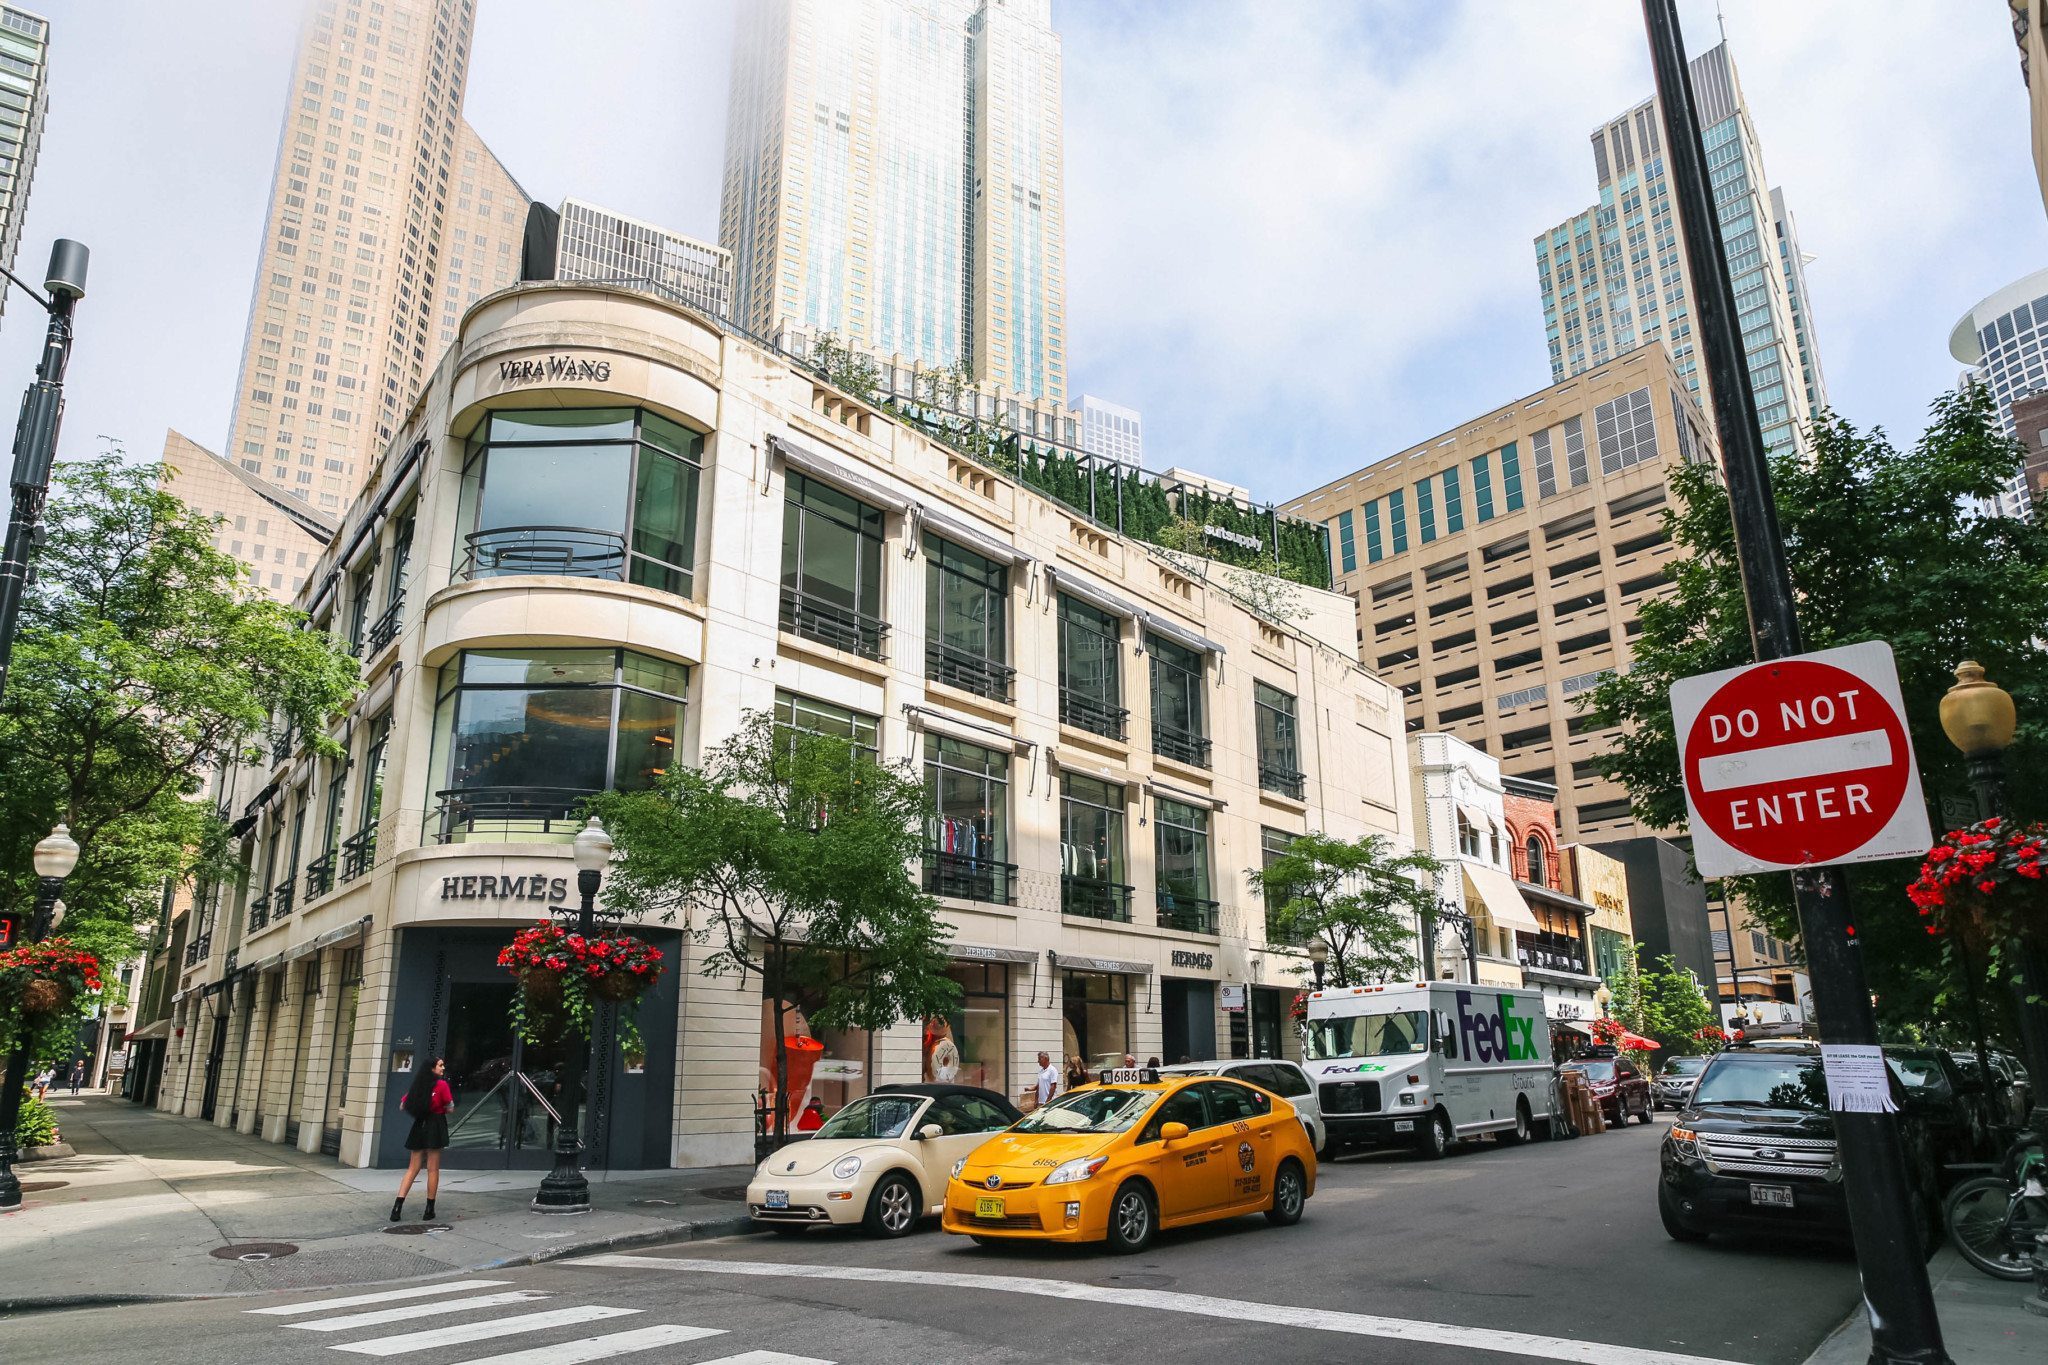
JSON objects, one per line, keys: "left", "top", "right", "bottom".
{"left": 1619, "top": 1032, "right": 1661, "bottom": 1051}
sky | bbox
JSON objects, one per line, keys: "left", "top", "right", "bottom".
{"left": 1, "top": 0, "right": 2043, "bottom": 510}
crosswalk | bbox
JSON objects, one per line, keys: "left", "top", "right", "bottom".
{"left": 244, "top": 1278, "right": 831, "bottom": 1364}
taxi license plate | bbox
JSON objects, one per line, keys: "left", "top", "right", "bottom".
{"left": 1749, "top": 1183, "right": 1794, "bottom": 1209}
{"left": 1393, "top": 1120, "right": 1415, "bottom": 1132}
{"left": 765, "top": 1190, "right": 789, "bottom": 1210}
{"left": 975, "top": 1196, "right": 1006, "bottom": 1219}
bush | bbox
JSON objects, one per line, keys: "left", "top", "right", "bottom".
{"left": 15, "top": 1093, "right": 58, "bottom": 1149}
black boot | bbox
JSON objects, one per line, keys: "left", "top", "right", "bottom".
{"left": 389, "top": 1196, "right": 404, "bottom": 1222}
{"left": 422, "top": 1199, "right": 436, "bottom": 1222}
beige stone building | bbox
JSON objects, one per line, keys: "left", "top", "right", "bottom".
{"left": 159, "top": 429, "right": 336, "bottom": 602}
{"left": 1281, "top": 343, "right": 1716, "bottom": 843}
{"left": 153, "top": 280, "right": 1413, "bottom": 1170}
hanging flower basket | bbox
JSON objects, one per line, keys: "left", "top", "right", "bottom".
{"left": 0, "top": 938, "right": 103, "bottom": 1063}
{"left": 21, "top": 978, "right": 70, "bottom": 1017}
{"left": 1908, "top": 818, "right": 2048, "bottom": 944}
{"left": 519, "top": 966, "right": 564, "bottom": 1008}
{"left": 498, "top": 920, "right": 665, "bottom": 1052}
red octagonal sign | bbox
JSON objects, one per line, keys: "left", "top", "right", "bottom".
{"left": 1670, "top": 640, "right": 1931, "bottom": 878}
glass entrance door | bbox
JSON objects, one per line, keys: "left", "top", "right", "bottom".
{"left": 440, "top": 979, "right": 587, "bottom": 1169}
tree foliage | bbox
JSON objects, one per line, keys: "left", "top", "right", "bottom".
{"left": 1584, "top": 387, "right": 2048, "bottom": 1033}
{"left": 1249, "top": 832, "right": 1442, "bottom": 986}
{"left": 0, "top": 456, "right": 361, "bottom": 963}
{"left": 1638, "top": 954, "right": 1718, "bottom": 1055}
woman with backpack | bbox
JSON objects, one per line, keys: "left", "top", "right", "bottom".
{"left": 391, "top": 1057, "right": 453, "bottom": 1222}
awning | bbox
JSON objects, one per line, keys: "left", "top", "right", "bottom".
{"left": 124, "top": 1020, "right": 170, "bottom": 1043}
{"left": 902, "top": 703, "right": 1035, "bottom": 756}
{"left": 1456, "top": 803, "right": 1492, "bottom": 836}
{"left": 1044, "top": 565, "right": 1145, "bottom": 623}
{"left": 1519, "top": 881, "right": 1596, "bottom": 915}
{"left": 1146, "top": 779, "right": 1225, "bottom": 812}
{"left": 1054, "top": 952, "right": 1152, "bottom": 976}
{"left": 918, "top": 505, "right": 1035, "bottom": 567}
{"left": 1464, "top": 864, "right": 1541, "bottom": 934}
{"left": 1550, "top": 1019, "right": 1594, "bottom": 1038}
{"left": 1141, "top": 610, "right": 1225, "bottom": 658}
{"left": 771, "top": 434, "right": 912, "bottom": 514}
{"left": 948, "top": 942, "right": 1039, "bottom": 966}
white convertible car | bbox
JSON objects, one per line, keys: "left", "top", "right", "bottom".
{"left": 746, "top": 1083, "right": 1023, "bottom": 1237}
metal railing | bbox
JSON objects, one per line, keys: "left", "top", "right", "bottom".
{"left": 184, "top": 933, "right": 212, "bottom": 967}
{"left": 270, "top": 878, "right": 296, "bottom": 921}
{"left": 246, "top": 893, "right": 270, "bottom": 933}
{"left": 1517, "top": 931, "right": 1591, "bottom": 976}
{"left": 1060, "top": 691, "right": 1128, "bottom": 741}
{"left": 368, "top": 596, "right": 403, "bottom": 651}
{"left": 779, "top": 586, "right": 888, "bottom": 661}
{"left": 304, "top": 852, "right": 335, "bottom": 901}
{"left": 1151, "top": 723, "right": 1212, "bottom": 768}
{"left": 270, "top": 729, "right": 294, "bottom": 764}
{"left": 339, "top": 825, "right": 377, "bottom": 883}
{"left": 1258, "top": 762, "right": 1307, "bottom": 801}
{"left": 429, "top": 786, "right": 600, "bottom": 844}
{"left": 1061, "top": 876, "right": 1133, "bottom": 922}
{"left": 222, "top": 948, "right": 238, "bottom": 977}
{"left": 925, "top": 640, "right": 1014, "bottom": 702}
{"left": 923, "top": 848, "right": 1017, "bottom": 906}
{"left": 459, "top": 525, "right": 627, "bottom": 581}
{"left": 1156, "top": 894, "right": 1220, "bottom": 935}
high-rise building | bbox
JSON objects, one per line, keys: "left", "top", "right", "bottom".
{"left": 2007, "top": 0, "right": 2048, "bottom": 222}
{"left": 159, "top": 430, "right": 336, "bottom": 603}
{"left": 1534, "top": 42, "right": 1823, "bottom": 457}
{"left": 720, "top": 0, "right": 1067, "bottom": 403}
{"left": 214, "top": 0, "right": 527, "bottom": 521}
{"left": 0, "top": 6, "right": 49, "bottom": 321}
{"left": 1075, "top": 394, "right": 1143, "bottom": 464}
{"left": 1949, "top": 265, "right": 2048, "bottom": 518}
{"left": 540, "top": 198, "right": 733, "bottom": 319}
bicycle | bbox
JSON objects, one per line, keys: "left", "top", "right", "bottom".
{"left": 1943, "top": 1133, "right": 2047, "bottom": 1281}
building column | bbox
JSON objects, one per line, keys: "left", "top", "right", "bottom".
{"left": 339, "top": 929, "right": 396, "bottom": 1169}
{"left": 296, "top": 949, "right": 343, "bottom": 1154}
{"left": 259, "top": 966, "right": 308, "bottom": 1145}
{"left": 212, "top": 980, "right": 250, "bottom": 1130}
{"left": 673, "top": 933, "right": 755, "bottom": 1169}
{"left": 234, "top": 974, "right": 277, "bottom": 1136}
{"left": 156, "top": 999, "right": 188, "bottom": 1114}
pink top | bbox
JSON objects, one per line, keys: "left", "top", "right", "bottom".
{"left": 428, "top": 1079, "right": 454, "bottom": 1116}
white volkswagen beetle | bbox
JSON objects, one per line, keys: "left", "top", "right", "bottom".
{"left": 746, "top": 1084, "right": 1023, "bottom": 1237}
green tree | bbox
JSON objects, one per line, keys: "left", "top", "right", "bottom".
{"left": 592, "top": 710, "right": 960, "bottom": 1144}
{"left": 1638, "top": 954, "right": 1718, "bottom": 1056}
{"left": 1249, "top": 832, "right": 1442, "bottom": 986}
{"left": 0, "top": 456, "right": 361, "bottom": 964}
{"left": 1584, "top": 387, "right": 2048, "bottom": 1033}
{"left": 809, "top": 333, "right": 880, "bottom": 406}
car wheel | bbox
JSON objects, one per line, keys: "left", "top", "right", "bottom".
{"left": 1105, "top": 1180, "right": 1157, "bottom": 1255}
{"left": 862, "top": 1171, "right": 921, "bottom": 1238}
{"left": 1265, "top": 1159, "right": 1307, "bottom": 1226}
{"left": 1658, "top": 1182, "right": 1708, "bottom": 1242}
{"left": 1497, "top": 1099, "right": 1532, "bottom": 1146}
{"left": 1415, "top": 1109, "right": 1453, "bottom": 1161}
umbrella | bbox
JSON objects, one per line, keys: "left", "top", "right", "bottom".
{"left": 1619, "top": 1032, "right": 1661, "bottom": 1051}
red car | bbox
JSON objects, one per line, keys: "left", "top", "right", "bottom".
{"left": 1561, "top": 1053, "right": 1655, "bottom": 1126}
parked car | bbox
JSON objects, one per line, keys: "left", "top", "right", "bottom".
{"left": 1884, "top": 1046, "right": 1998, "bottom": 1183}
{"left": 1992, "top": 1050, "right": 2034, "bottom": 1120}
{"left": 1653, "top": 1055, "right": 1710, "bottom": 1111}
{"left": 1156, "top": 1058, "right": 1327, "bottom": 1156}
{"left": 747, "top": 1083, "right": 1022, "bottom": 1237}
{"left": 1560, "top": 1050, "right": 1654, "bottom": 1126}
{"left": 1659, "top": 1042, "right": 1939, "bottom": 1245}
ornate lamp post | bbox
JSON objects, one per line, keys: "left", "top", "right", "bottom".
{"left": 533, "top": 817, "right": 613, "bottom": 1214}
{"left": 0, "top": 823, "right": 81, "bottom": 1208}
{"left": 1307, "top": 938, "right": 1329, "bottom": 992}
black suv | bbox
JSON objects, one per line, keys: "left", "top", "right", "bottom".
{"left": 1658, "top": 1043, "right": 1937, "bottom": 1244}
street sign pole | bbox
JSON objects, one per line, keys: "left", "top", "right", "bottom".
{"left": 1640, "top": 4, "right": 1948, "bottom": 1361}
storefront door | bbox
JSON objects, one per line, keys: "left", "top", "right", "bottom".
{"left": 438, "top": 979, "right": 579, "bottom": 1169}
{"left": 1250, "top": 987, "right": 1286, "bottom": 1060}
{"left": 198, "top": 1009, "right": 229, "bottom": 1122}
{"left": 1061, "top": 971, "right": 1130, "bottom": 1068}
{"left": 1161, "top": 980, "right": 1216, "bottom": 1064}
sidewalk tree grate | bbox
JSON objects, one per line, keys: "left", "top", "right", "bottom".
{"left": 383, "top": 1223, "right": 451, "bottom": 1235}
{"left": 211, "top": 1242, "right": 299, "bottom": 1261}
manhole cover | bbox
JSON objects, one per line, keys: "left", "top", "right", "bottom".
{"left": 697, "top": 1186, "right": 748, "bottom": 1202}
{"left": 630, "top": 1198, "right": 678, "bottom": 1208}
{"left": 211, "top": 1242, "right": 299, "bottom": 1261}
{"left": 383, "top": 1223, "right": 451, "bottom": 1235}
{"left": 18, "top": 1180, "right": 66, "bottom": 1193}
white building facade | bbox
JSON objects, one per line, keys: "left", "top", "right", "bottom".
{"left": 1948, "top": 264, "right": 2048, "bottom": 518}
{"left": 1076, "top": 394, "right": 1144, "bottom": 465}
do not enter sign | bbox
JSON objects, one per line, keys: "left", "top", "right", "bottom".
{"left": 1670, "top": 640, "right": 1931, "bottom": 878}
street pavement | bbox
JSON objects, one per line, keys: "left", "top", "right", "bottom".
{"left": 3, "top": 1113, "right": 1882, "bottom": 1365}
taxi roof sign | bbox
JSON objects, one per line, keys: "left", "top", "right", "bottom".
{"left": 1097, "top": 1067, "right": 1161, "bottom": 1086}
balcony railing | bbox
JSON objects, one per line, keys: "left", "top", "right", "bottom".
{"left": 1258, "top": 762, "right": 1307, "bottom": 801}
{"left": 1060, "top": 690, "right": 1128, "bottom": 741}
{"left": 923, "top": 848, "right": 1018, "bottom": 905}
{"left": 925, "top": 640, "right": 1014, "bottom": 702}
{"left": 779, "top": 586, "right": 888, "bottom": 661}
{"left": 339, "top": 825, "right": 378, "bottom": 883}
{"left": 1156, "top": 893, "right": 1220, "bottom": 935}
{"left": 304, "top": 852, "right": 335, "bottom": 901}
{"left": 183, "top": 933, "right": 212, "bottom": 968}
{"left": 270, "top": 730, "right": 294, "bottom": 764}
{"left": 270, "top": 878, "right": 296, "bottom": 921}
{"left": 1061, "top": 876, "right": 1133, "bottom": 922}
{"left": 1516, "top": 930, "right": 1591, "bottom": 976}
{"left": 429, "top": 786, "right": 599, "bottom": 844}
{"left": 460, "top": 525, "right": 627, "bottom": 581}
{"left": 368, "top": 596, "right": 404, "bottom": 651}
{"left": 1151, "top": 723, "right": 1212, "bottom": 768}
{"left": 1263, "top": 913, "right": 1305, "bottom": 947}
{"left": 246, "top": 893, "right": 270, "bottom": 933}
{"left": 222, "top": 948, "right": 238, "bottom": 977}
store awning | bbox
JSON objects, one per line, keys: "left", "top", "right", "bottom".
{"left": 770, "top": 434, "right": 913, "bottom": 514}
{"left": 918, "top": 505, "right": 1035, "bottom": 568}
{"left": 1054, "top": 952, "right": 1152, "bottom": 976}
{"left": 948, "top": 943, "right": 1039, "bottom": 966}
{"left": 1456, "top": 803, "right": 1492, "bottom": 837}
{"left": 1464, "top": 864, "right": 1541, "bottom": 934}
{"left": 1550, "top": 1019, "right": 1594, "bottom": 1038}
{"left": 1044, "top": 565, "right": 1146, "bottom": 623}
{"left": 123, "top": 1020, "right": 170, "bottom": 1043}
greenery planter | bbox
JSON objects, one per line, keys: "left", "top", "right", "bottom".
{"left": 20, "top": 978, "right": 70, "bottom": 1016}
{"left": 519, "top": 967, "right": 564, "bottom": 1008}
{"left": 0, "top": 939, "right": 104, "bottom": 1063}
{"left": 592, "top": 970, "right": 650, "bottom": 1004}
{"left": 500, "top": 920, "right": 666, "bottom": 1053}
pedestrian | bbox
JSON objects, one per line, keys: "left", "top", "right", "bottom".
{"left": 1145, "top": 1057, "right": 1160, "bottom": 1070}
{"left": 68, "top": 1059, "right": 84, "bottom": 1094}
{"left": 1064, "top": 1055, "right": 1088, "bottom": 1091}
{"left": 31, "top": 1065, "right": 53, "bottom": 1099}
{"left": 796, "top": 1097, "right": 825, "bottom": 1132}
{"left": 1121, "top": 1053, "right": 1137, "bottom": 1070}
{"left": 391, "top": 1057, "right": 453, "bottom": 1222}
{"left": 1035, "top": 1051, "right": 1059, "bottom": 1108}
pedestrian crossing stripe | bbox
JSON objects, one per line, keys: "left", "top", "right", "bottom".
{"left": 330, "top": 1305, "right": 640, "bottom": 1357}
{"left": 443, "top": 1324, "right": 727, "bottom": 1365}
{"left": 246, "top": 1279, "right": 513, "bottom": 1316}
{"left": 286, "top": 1290, "right": 547, "bottom": 1332}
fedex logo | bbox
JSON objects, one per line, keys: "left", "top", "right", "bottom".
{"left": 1455, "top": 989, "right": 1540, "bottom": 1063}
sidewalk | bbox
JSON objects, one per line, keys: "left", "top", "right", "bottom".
{"left": 1802, "top": 1245, "right": 2047, "bottom": 1364}
{"left": 0, "top": 1093, "right": 757, "bottom": 1312}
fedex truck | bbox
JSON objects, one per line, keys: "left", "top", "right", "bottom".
{"left": 1301, "top": 981, "right": 1558, "bottom": 1158}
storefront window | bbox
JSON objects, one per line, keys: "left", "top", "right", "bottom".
{"left": 1062, "top": 970, "right": 1130, "bottom": 1070}
{"left": 1058, "top": 596, "right": 1126, "bottom": 739}
{"left": 773, "top": 690, "right": 879, "bottom": 762}
{"left": 457, "top": 408, "right": 703, "bottom": 596}
{"left": 428, "top": 648, "right": 688, "bottom": 842}
{"left": 1255, "top": 682, "right": 1304, "bottom": 798}
{"left": 1060, "top": 775, "right": 1129, "bottom": 920}
{"left": 925, "top": 537, "right": 1011, "bottom": 700}
{"left": 761, "top": 956, "right": 872, "bottom": 1122}
{"left": 1148, "top": 636, "right": 1208, "bottom": 766}
{"left": 781, "top": 473, "right": 887, "bottom": 659}
{"left": 927, "top": 963, "right": 1008, "bottom": 1095}
{"left": 1154, "top": 799, "right": 1216, "bottom": 934}
{"left": 923, "top": 735, "right": 1010, "bottom": 904}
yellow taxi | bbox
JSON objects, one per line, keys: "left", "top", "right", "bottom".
{"left": 940, "top": 1067, "right": 1316, "bottom": 1253}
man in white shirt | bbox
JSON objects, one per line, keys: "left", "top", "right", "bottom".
{"left": 1035, "top": 1052, "right": 1059, "bottom": 1107}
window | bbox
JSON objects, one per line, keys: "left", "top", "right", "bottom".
{"left": 1471, "top": 453, "right": 1495, "bottom": 522}
{"left": 1499, "top": 440, "right": 1525, "bottom": 511}
{"left": 1061, "top": 775, "right": 1129, "bottom": 920}
{"left": 457, "top": 408, "right": 702, "bottom": 597}
{"left": 1261, "top": 826, "right": 1297, "bottom": 938}
{"left": 1154, "top": 799, "right": 1215, "bottom": 933}
{"left": 1334, "top": 509, "right": 1357, "bottom": 573}
{"left": 781, "top": 473, "right": 887, "bottom": 659}
{"left": 1149, "top": 635, "right": 1208, "bottom": 767}
{"left": 1387, "top": 488, "right": 1409, "bottom": 553}
{"left": 774, "top": 690, "right": 879, "bottom": 762}
{"left": 1255, "top": 683, "right": 1304, "bottom": 798}
{"left": 925, "top": 537, "right": 1010, "bottom": 700}
{"left": 924, "top": 735, "right": 1010, "bottom": 904}
{"left": 1525, "top": 833, "right": 1549, "bottom": 886}
{"left": 1363, "top": 500, "right": 1385, "bottom": 563}
{"left": 1458, "top": 815, "right": 1483, "bottom": 859}
{"left": 1595, "top": 387, "right": 1659, "bottom": 473}
{"left": 1414, "top": 476, "right": 1437, "bottom": 543}
{"left": 1562, "top": 414, "right": 1591, "bottom": 487}
{"left": 428, "top": 649, "right": 688, "bottom": 842}
{"left": 1204, "top": 1081, "right": 1267, "bottom": 1124}
{"left": 1441, "top": 466, "right": 1464, "bottom": 533}
{"left": 1533, "top": 427, "right": 1559, "bottom": 500}
{"left": 1059, "top": 596, "right": 1126, "bottom": 739}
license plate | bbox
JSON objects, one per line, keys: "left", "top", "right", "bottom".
{"left": 975, "top": 1196, "right": 1006, "bottom": 1219}
{"left": 1393, "top": 1119, "right": 1415, "bottom": 1132}
{"left": 765, "top": 1190, "right": 789, "bottom": 1210}
{"left": 1749, "top": 1183, "right": 1794, "bottom": 1208}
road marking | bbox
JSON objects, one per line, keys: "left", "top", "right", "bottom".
{"left": 329, "top": 1305, "right": 641, "bottom": 1357}
{"left": 246, "top": 1280, "right": 513, "bottom": 1316}
{"left": 287, "top": 1290, "right": 548, "bottom": 1332}
{"left": 568, "top": 1255, "right": 1751, "bottom": 1365}
{"left": 695, "top": 1354, "right": 837, "bottom": 1365}
{"left": 448, "top": 1323, "right": 731, "bottom": 1365}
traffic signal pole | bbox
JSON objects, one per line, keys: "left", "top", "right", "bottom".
{"left": 1638, "top": 4, "right": 1948, "bottom": 1361}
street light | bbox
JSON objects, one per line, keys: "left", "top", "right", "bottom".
{"left": 1307, "top": 938, "right": 1329, "bottom": 992}
{"left": 0, "top": 822, "right": 82, "bottom": 1208}
{"left": 533, "top": 817, "right": 614, "bottom": 1214}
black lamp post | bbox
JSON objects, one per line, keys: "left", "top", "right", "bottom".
{"left": 1307, "top": 938, "right": 1328, "bottom": 992}
{"left": 0, "top": 823, "right": 81, "bottom": 1209}
{"left": 533, "top": 817, "right": 613, "bottom": 1214}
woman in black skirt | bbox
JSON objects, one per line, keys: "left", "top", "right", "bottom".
{"left": 391, "top": 1057, "right": 453, "bottom": 1221}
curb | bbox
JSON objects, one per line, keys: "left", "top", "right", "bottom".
{"left": 0, "top": 1212, "right": 762, "bottom": 1318}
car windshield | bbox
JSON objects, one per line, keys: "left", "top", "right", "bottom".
{"left": 1012, "top": 1087, "right": 1159, "bottom": 1134}
{"left": 1563, "top": 1060, "right": 1616, "bottom": 1081}
{"left": 1692, "top": 1056, "right": 1827, "bottom": 1112}
{"left": 1306, "top": 1010, "right": 1429, "bottom": 1060}
{"left": 813, "top": 1095, "right": 925, "bottom": 1140}
{"left": 1662, "top": 1057, "right": 1708, "bottom": 1077}
{"left": 1888, "top": 1055, "right": 1953, "bottom": 1099}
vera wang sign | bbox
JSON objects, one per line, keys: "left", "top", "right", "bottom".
{"left": 497, "top": 355, "right": 613, "bottom": 384}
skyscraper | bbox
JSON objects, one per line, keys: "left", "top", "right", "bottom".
{"left": 720, "top": 0, "right": 1067, "bottom": 404}
{"left": 546, "top": 198, "right": 732, "bottom": 319}
{"left": 215, "top": 0, "right": 527, "bottom": 523}
{"left": 1534, "top": 42, "right": 1823, "bottom": 457}
{"left": 0, "top": 6, "right": 49, "bottom": 322}
{"left": 1949, "top": 265, "right": 2048, "bottom": 518}
{"left": 1074, "top": 393, "right": 1143, "bottom": 464}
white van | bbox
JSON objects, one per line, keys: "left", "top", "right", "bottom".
{"left": 1302, "top": 981, "right": 1558, "bottom": 1158}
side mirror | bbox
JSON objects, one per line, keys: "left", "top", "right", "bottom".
{"left": 1160, "top": 1121, "right": 1190, "bottom": 1143}
{"left": 916, "top": 1123, "right": 943, "bottom": 1141}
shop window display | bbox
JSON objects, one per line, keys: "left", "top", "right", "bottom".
{"left": 1061, "top": 969, "right": 1130, "bottom": 1071}
{"left": 927, "top": 962, "right": 1008, "bottom": 1094}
